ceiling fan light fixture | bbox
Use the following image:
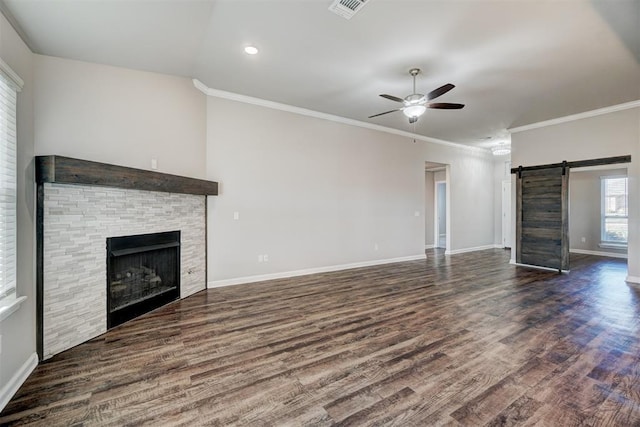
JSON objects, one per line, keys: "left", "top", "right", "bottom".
{"left": 491, "top": 144, "right": 511, "bottom": 156}
{"left": 403, "top": 105, "right": 426, "bottom": 118}
{"left": 244, "top": 46, "right": 259, "bottom": 55}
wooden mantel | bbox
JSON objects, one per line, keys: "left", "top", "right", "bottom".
{"left": 36, "top": 155, "right": 218, "bottom": 196}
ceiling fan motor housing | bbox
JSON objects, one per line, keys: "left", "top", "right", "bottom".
{"left": 404, "top": 93, "right": 426, "bottom": 105}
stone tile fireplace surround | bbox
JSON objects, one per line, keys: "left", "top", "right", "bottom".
{"left": 36, "top": 156, "right": 218, "bottom": 360}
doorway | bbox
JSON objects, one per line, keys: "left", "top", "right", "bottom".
{"left": 568, "top": 165, "right": 628, "bottom": 262}
{"left": 513, "top": 155, "right": 630, "bottom": 272}
{"left": 425, "top": 161, "right": 449, "bottom": 251}
{"left": 436, "top": 181, "right": 446, "bottom": 248}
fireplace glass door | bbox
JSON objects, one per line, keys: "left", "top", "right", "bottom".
{"left": 107, "top": 231, "right": 180, "bottom": 328}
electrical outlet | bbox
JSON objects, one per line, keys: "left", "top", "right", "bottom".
{"left": 151, "top": 158, "right": 158, "bottom": 170}
{"left": 581, "top": 237, "right": 586, "bottom": 243}
{"left": 263, "top": 254, "right": 269, "bottom": 262}
{"left": 414, "top": 211, "right": 420, "bottom": 217}
{"left": 233, "top": 211, "right": 240, "bottom": 220}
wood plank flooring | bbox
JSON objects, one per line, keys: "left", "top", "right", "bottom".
{"left": 2, "top": 249, "right": 640, "bottom": 426}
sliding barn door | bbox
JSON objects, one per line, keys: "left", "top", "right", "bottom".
{"left": 516, "top": 166, "right": 569, "bottom": 271}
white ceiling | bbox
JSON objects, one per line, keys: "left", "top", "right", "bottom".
{"left": 2, "top": 0, "right": 639, "bottom": 147}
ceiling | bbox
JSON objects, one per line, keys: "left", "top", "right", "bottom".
{"left": 1, "top": 0, "right": 639, "bottom": 148}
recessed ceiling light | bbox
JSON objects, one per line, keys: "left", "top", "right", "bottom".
{"left": 244, "top": 46, "right": 259, "bottom": 55}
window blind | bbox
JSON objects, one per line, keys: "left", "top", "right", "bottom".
{"left": 0, "top": 60, "right": 20, "bottom": 301}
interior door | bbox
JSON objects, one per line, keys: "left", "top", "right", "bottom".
{"left": 516, "top": 166, "right": 569, "bottom": 271}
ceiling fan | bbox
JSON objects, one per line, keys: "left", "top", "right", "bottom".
{"left": 369, "top": 68, "right": 464, "bottom": 124}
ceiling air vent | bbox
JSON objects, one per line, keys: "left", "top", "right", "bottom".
{"left": 329, "top": 0, "right": 369, "bottom": 20}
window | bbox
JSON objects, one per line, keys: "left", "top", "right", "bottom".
{"left": 0, "top": 58, "right": 22, "bottom": 304}
{"left": 601, "top": 176, "right": 628, "bottom": 245}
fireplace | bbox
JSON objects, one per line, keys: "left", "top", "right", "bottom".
{"left": 107, "top": 231, "right": 180, "bottom": 328}
{"left": 37, "top": 156, "right": 215, "bottom": 359}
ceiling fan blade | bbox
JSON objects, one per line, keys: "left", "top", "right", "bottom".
{"left": 379, "top": 94, "right": 405, "bottom": 103}
{"left": 408, "top": 116, "right": 418, "bottom": 124}
{"left": 428, "top": 102, "right": 465, "bottom": 109}
{"left": 368, "top": 109, "right": 401, "bottom": 118}
{"left": 427, "top": 83, "right": 455, "bottom": 101}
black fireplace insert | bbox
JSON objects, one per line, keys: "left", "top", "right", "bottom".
{"left": 106, "top": 231, "right": 180, "bottom": 328}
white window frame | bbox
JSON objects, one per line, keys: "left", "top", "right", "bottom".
{"left": 0, "top": 56, "right": 23, "bottom": 316}
{"left": 600, "top": 175, "right": 628, "bottom": 248}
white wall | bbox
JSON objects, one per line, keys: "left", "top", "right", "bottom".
{"left": 511, "top": 107, "right": 640, "bottom": 277}
{"left": 444, "top": 155, "right": 494, "bottom": 252}
{"left": 206, "top": 96, "right": 496, "bottom": 283}
{"left": 33, "top": 55, "right": 206, "bottom": 178}
{"left": 0, "top": 11, "right": 35, "bottom": 403}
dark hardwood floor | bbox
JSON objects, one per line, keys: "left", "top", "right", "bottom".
{"left": 2, "top": 249, "right": 640, "bottom": 426}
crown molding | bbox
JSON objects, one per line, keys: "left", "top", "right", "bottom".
{"left": 193, "top": 79, "right": 488, "bottom": 154}
{"left": 0, "top": 56, "right": 24, "bottom": 91}
{"left": 509, "top": 100, "right": 640, "bottom": 134}
{"left": 0, "top": 4, "right": 38, "bottom": 55}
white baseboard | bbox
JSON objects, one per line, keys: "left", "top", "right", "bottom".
{"left": 570, "top": 248, "right": 627, "bottom": 259}
{"left": 208, "top": 254, "right": 427, "bottom": 288}
{"left": 0, "top": 352, "right": 38, "bottom": 412}
{"left": 494, "top": 244, "right": 505, "bottom": 249}
{"left": 424, "top": 244, "right": 435, "bottom": 250}
{"left": 445, "top": 244, "right": 497, "bottom": 255}
{"left": 625, "top": 276, "right": 640, "bottom": 284}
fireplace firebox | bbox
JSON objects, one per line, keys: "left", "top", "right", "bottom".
{"left": 106, "top": 231, "right": 180, "bottom": 328}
